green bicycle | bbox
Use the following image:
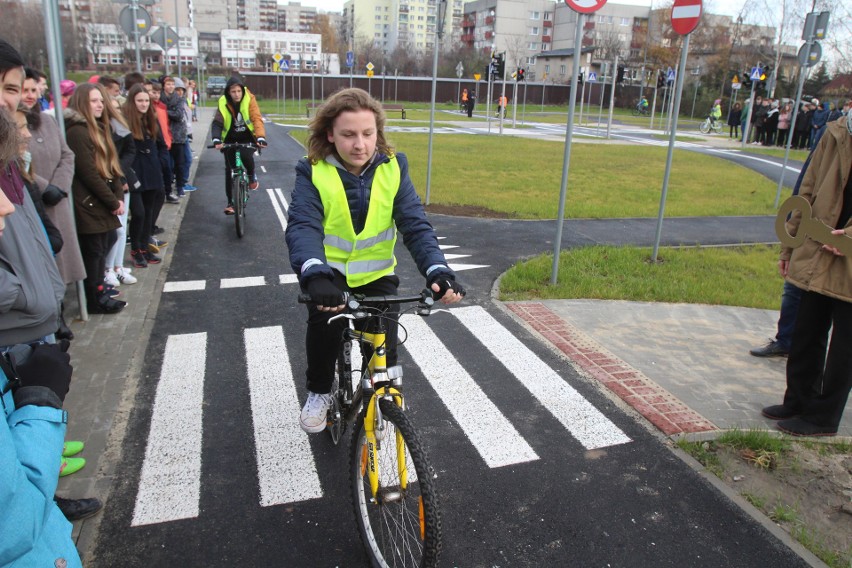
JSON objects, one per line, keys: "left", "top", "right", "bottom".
{"left": 212, "top": 142, "right": 258, "bottom": 238}
{"left": 299, "top": 290, "right": 443, "bottom": 568}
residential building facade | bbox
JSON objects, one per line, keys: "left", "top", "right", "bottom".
{"left": 341, "top": 0, "right": 461, "bottom": 55}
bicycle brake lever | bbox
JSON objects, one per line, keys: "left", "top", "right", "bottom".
{"left": 328, "top": 313, "right": 356, "bottom": 324}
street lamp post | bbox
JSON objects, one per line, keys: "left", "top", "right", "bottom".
{"left": 424, "top": 0, "right": 448, "bottom": 205}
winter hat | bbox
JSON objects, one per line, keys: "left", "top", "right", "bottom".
{"left": 87, "top": 75, "right": 100, "bottom": 84}
{"left": 173, "top": 77, "right": 186, "bottom": 90}
{"left": 811, "top": 98, "right": 819, "bottom": 106}
{"left": 771, "top": 100, "right": 779, "bottom": 108}
{"left": 60, "top": 80, "right": 76, "bottom": 96}
{"left": 713, "top": 99, "right": 721, "bottom": 105}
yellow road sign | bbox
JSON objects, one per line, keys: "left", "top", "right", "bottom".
{"left": 272, "top": 52, "right": 283, "bottom": 63}
{"left": 273, "top": 62, "right": 280, "bottom": 72}
{"left": 367, "top": 70, "right": 374, "bottom": 77}
{"left": 366, "top": 62, "right": 374, "bottom": 71}
{"left": 473, "top": 73, "right": 481, "bottom": 81}
{"left": 732, "top": 74, "right": 739, "bottom": 84}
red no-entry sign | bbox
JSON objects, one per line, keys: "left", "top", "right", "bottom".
{"left": 564, "top": 0, "right": 607, "bottom": 15}
{"left": 671, "top": 0, "right": 702, "bottom": 35}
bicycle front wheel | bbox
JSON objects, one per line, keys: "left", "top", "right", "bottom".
{"left": 699, "top": 120, "right": 710, "bottom": 134}
{"left": 350, "top": 398, "right": 441, "bottom": 568}
{"left": 234, "top": 176, "right": 246, "bottom": 238}
{"left": 632, "top": 107, "right": 641, "bottom": 116}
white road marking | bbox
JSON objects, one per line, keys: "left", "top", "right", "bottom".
{"left": 442, "top": 253, "right": 471, "bottom": 260}
{"left": 401, "top": 315, "right": 539, "bottom": 468}
{"left": 267, "top": 187, "right": 289, "bottom": 233}
{"left": 438, "top": 245, "right": 458, "bottom": 250}
{"left": 449, "top": 262, "right": 490, "bottom": 272}
{"left": 452, "top": 306, "right": 632, "bottom": 450}
{"left": 132, "top": 332, "right": 207, "bottom": 526}
{"left": 279, "top": 274, "right": 299, "bottom": 285}
{"left": 221, "top": 276, "right": 266, "bottom": 288}
{"left": 260, "top": 165, "right": 267, "bottom": 173}
{"left": 164, "top": 280, "right": 207, "bottom": 292}
{"left": 245, "top": 326, "right": 324, "bottom": 505}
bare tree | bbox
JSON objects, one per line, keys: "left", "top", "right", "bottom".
{"left": 0, "top": 1, "right": 47, "bottom": 67}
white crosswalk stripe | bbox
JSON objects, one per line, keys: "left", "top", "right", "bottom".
{"left": 133, "top": 311, "right": 631, "bottom": 522}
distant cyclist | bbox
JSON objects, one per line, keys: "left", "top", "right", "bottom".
{"left": 638, "top": 97, "right": 649, "bottom": 112}
{"left": 709, "top": 98, "right": 722, "bottom": 126}
{"left": 211, "top": 76, "right": 267, "bottom": 215}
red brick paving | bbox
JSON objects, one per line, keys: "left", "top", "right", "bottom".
{"left": 507, "top": 302, "right": 717, "bottom": 437}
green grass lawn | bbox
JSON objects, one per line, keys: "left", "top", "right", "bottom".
{"left": 499, "top": 244, "right": 782, "bottom": 309}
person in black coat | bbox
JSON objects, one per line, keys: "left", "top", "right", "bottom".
{"left": 727, "top": 102, "right": 742, "bottom": 139}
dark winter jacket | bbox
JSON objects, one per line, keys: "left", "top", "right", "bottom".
{"left": 160, "top": 90, "right": 188, "bottom": 144}
{"left": 130, "top": 131, "right": 169, "bottom": 192}
{"left": 23, "top": 176, "right": 63, "bottom": 254}
{"left": 727, "top": 108, "right": 742, "bottom": 127}
{"left": 285, "top": 152, "right": 453, "bottom": 284}
{"left": 795, "top": 109, "right": 812, "bottom": 132}
{"left": 110, "top": 118, "right": 139, "bottom": 191}
{"left": 63, "top": 108, "right": 123, "bottom": 234}
{"left": 210, "top": 76, "right": 266, "bottom": 144}
{"left": 812, "top": 103, "right": 830, "bottom": 130}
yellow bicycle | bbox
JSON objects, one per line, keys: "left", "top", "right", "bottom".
{"left": 299, "top": 290, "right": 442, "bottom": 567}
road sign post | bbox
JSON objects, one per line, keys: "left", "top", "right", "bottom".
{"left": 551, "top": 0, "right": 608, "bottom": 284}
{"left": 740, "top": 66, "right": 761, "bottom": 149}
{"left": 652, "top": 0, "right": 702, "bottom": 262}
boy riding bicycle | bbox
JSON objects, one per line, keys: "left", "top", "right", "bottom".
{"left": 285, "top": 88, "right": 465, "bottom": 434}
{"left": 211, "top": 76, "right": 267, "bottom": 215}
{"left": 709, "top": 98, "right": 722, "bottom": 126}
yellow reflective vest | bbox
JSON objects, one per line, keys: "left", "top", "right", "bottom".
{"left": 218, "top": 91, "right": 254, "bottom": 139}
{"left": 312, "top": 158, "right": 401, "bottom": 287}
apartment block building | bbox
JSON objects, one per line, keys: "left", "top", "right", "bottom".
{"left": 278, "top": 1, "right": 319, "bottom": 33}
{"left": 340, "top": 0, "right": 462, "bottom": 55}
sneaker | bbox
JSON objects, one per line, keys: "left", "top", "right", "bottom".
{"left": 183, "top": 184, "right": 198, "bottom": 192}
{"left": 55, "top": 497, "right": 103, "bottom": 522}
{"left": 144, "top": 251, "right": 162, "bottom": 264}
{"left": 104, "top": 269, "right": 120, "bottom": 287}
{"left": 59, "top": 457, "right": 86, "bottom": 477}
{"left": 62, "top": 441, "right": 85, "bottom": 457}
{"left": 749, "top": 340, "right": 788, "bottom": 358}
{"left": 166, "top": 194, "right": 180, "bottom": 204}
{"left": 177, "top": 188, "right": 186, "bottom": 197}
{"left": 224, "top": 205, "right": 235, "bottom": 215}
{"left": 132, "top": 250, "right": 148, "bottom": 268}
{"left": 100, "top": 285, "right": 120, "bottom": 298}
{"left": 116, "top": 267, "right": 137, "bottom": 284}
{"left": 88, "top": 292, "right": 126, "bottom": 314}
{"left": 299, "top": 391, "right": 333, "bottom": 433}
{"left": 248, "top": 178, "right": 259, "bottom": 190}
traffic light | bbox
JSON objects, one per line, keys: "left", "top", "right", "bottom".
{"left": 491, "top": 53, "right": 505, "bottom": 78}
{"left": 656, "top": 71, "right": 664, "bottom": 88}
{"left": 517, "top": 67, "right": 525, "bottom": 81}
{"left": 616, "top": 64, "right": 625, "bottom": 84}
{"left": 742, "top": 70, "right": 752, "bottom": 88}
{"left": 578, "top": 71, "right": 584, "bottom": 85}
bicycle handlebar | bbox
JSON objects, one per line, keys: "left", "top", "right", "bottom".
{"left": 297, "top": 289, "right": 435, "bottom": 311}
{"left": 207, "top": 142, "right": 262, "bottom": 156}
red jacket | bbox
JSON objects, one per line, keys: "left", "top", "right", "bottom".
{"left": 154, "top": 100, "right": 172, "bottom": 149}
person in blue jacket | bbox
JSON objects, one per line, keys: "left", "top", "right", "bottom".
{"left": 0, "top": 181, "right": 82, "bottom": 567}
{"left": 286, "top": 88, "right": 465, "bottom": 433}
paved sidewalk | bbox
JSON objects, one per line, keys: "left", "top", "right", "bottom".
{"left": 506, "top": 299, "right": 852, "bottom": 440}
{"left": 58, "top": 106, "right": 215, "bottom": 562}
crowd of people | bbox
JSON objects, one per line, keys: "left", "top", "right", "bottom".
{"left": 0, "top": 36, "right": 204, "bottom": 566}
{"left": 732, "top": 95, "right": 851, "bottom": 149}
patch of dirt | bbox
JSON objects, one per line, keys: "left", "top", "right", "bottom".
{"left": 711, "top": 441, "right": 852, "bottom": 564}
{"left": 424, "top": 203, "right": 512, "bottom": 218}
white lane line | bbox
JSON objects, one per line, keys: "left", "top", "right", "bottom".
{"left": 400, "top": 315, "right": 539, "bottom": 468}
{"left": 260, "top": 165, "right": 267, "bottom": 173}
{"left": 267, "top": 187, "right": 288, "bottom": 233}
{"left": 245, "top": 326, "right": 324, "bottom": 505}
{"left": 449, "top": 262, "right": 490, "bottom": 272}
{"left": 132, "top": 332, "right": 207, "bottom": 526}
{"left": 453, "top": 306, "right": 632, "bottom": 450}
{"left": 221, "top": 276, "right": 266, "bottom": 288}
{"left": 164, "top": 280, "right": 207, "bottom": 292}
{"left": 279, "top": 274, "right": 299, "bottom": 285}
{"left": 442, "top": 253, "right": 470, "bottom": 260}
{"left": 439, "top": 245, "right": 458, "bottom": 250}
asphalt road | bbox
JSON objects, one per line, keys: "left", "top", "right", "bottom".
{"left": 92, "top": 124, "right": 807, "bottom": 567}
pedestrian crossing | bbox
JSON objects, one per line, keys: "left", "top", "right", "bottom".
{"left": 131, "top": 305, "right": 631, "bottom": 527}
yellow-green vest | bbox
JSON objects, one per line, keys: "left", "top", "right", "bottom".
{"left": 218, "top": 90, "right": 254, "bottom": 139}
{"left": 313, "top": 157, "right": 401, "bottom": 287}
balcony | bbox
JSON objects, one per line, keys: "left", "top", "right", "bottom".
{"left": 542, "top": 35, "right": 551, "bottom": 43}
{"left": 584, "top": 21, "right": 595, "bottom": 30}
{"left": 461, "top": 33, "right": 473, "bottom": 42}
{"left": 485, "top": 30, "right": 493, "bottom": 39}
{"left": 485, "top": 15, "right": 494, "bottom": 24}
{"left": 543, "top": 20, "right": 552, "bottom": 28}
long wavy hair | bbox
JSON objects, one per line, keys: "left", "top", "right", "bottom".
{"left": 306, "top": 88, "right": 392, "bottom": 164}
{"left": 67, "top": 83, "right": 122, "bottom": 180}
{"left": 122, "top": 84, "right": 159, "bottom": 141}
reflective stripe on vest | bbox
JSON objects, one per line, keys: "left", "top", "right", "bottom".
{"left": 313, "top": 158, "right": 401, "bottom": 287}
{"left": 218, "top": 90, "right": 255, "bottom": 139}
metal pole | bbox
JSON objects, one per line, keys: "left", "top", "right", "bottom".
{"left": 522, "top": 81, "right": 527, "bottom": 125}
{"left": 550, "top": 14, "right": 584, "bottom": 285}
{"left": 606, "top": 55, "right": 617, "bottom": 139}
{"left": 498, "top": 60, "right": 507, "bottom": 135}
{"left": 131, "top": 0, "right": 142, "bottom": 73}
{"left": 578, "top": 76, "right": 585, "bottom": 125}
{"left": 650, "top": 82, "right": 658, "bottom": 128}
{"left": 774, "top": 63, "right": 808, "bottom": 208}
{"left": 652, "top": 34, "right": 691, "bottom": 262}
{"left": 276, "top": 68, "right": 280, "bottom": 116}
{"left": 425, "top": 0, "right": 447, "bottom": 205}
{"left": 690, "top": 77, "right": 699, "bottom": 119}
{"left": 174, "top": 2, "right": 182, "bottom": 79}
{"left": 741, "top": 73, "right": 757, "bottom": 148}
{"left": 541, "top": 78, "right": 546, "bottom": 111}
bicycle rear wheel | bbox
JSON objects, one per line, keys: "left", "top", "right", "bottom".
{"left": 234, "top": 176, "right": 246, "bottom": 238}
{"left": 350, "top": 398, "right": 441, "bottom": 568}
{"left": 699, "top": 120, "right": 711, "bottom": 134}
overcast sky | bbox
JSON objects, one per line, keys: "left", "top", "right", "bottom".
{"left": 296, "top": 0, "right": 747, "bottom": 20}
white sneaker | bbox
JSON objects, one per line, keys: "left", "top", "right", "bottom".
{"left": 104, "top": 269, "right": 120, "bottom": 287}
{"left": 116, "top": 267, "right": 137, "bottom": 284}
{"left": 299, "top": 391, "right": 332, "bottom": 433}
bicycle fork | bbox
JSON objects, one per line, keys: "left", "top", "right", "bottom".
{"left": 363, "top": 385, "right": 406, "bottom": 500}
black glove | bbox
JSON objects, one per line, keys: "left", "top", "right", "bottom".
{"left": 9, "top": 341, "right": 72, "bottom": 404}
{"left": 256, "top": 137, "right": 268, "bottom": 148}
{"left": 427, "top": 272, "right": 466, "bottom": 299}
{"left": 41, "top": 184, "right": 68, "bottom": 206}
{"left": 305, "top": 277, "right": 345, "bottom": 308}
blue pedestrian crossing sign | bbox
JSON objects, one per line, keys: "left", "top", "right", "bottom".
{"left": 346, "top": 51, "right": 354, "bottom": 68}
{"left": 750, "top": 66, "right": 763, "bottom": 81}
{"left": 587, "top": 72, "right": 597, "bottom": 82}
{"left": 666, "top": 67, "right": 676, "bottom": 82}
{"left": 280, "top": 59, "right": 289, "bottom": 72}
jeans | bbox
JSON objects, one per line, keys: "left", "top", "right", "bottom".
{"left": 169, "top": 143, "right": 187, "bottom": 192}
{"left": 105, "top": 193, "right": 129, "bottom": 269}
{"left": 129, "top": 191, "right": 157, "bottom": 251}
{"left": 182, "top": 142, "right": 193, "bottom": 186}
{"left": 303, "top": 274, "right": 400, "bottom": 395}
{"left": 775, "top": 281, "right": 803, "bottom": 350}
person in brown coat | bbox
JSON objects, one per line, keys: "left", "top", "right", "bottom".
{"left": 64, "top": 83, "right": 126, "bottom": 314}
{"left": 762, "top": 114, "right": 852, "bottom": 436}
